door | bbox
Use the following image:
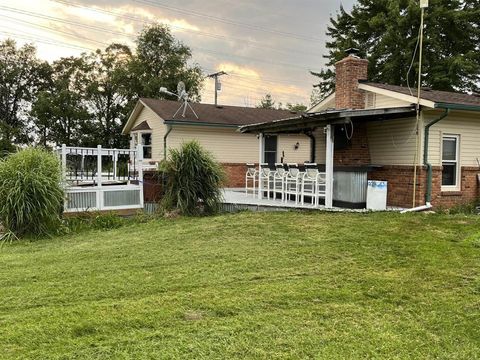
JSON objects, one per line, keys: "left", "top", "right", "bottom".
{"left": 264, "top": 135, "right": 277, "bottom": 166}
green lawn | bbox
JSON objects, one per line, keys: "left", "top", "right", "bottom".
{"left": 1, "top": 212, "right": 479, "bottom": 359}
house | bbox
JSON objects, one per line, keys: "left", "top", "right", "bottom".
{"left": 122, "top": 99, "right": 311, "bottom": 187}
{"left": 240, "top": 51, "right": 480, "bottom": 209}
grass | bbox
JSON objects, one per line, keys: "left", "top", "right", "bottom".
{"left": 1, "top": 211, "right": 479, "bottom": 359}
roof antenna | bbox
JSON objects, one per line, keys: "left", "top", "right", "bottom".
{"left": 159, "top": 81, "right": 199, "bottom": 119}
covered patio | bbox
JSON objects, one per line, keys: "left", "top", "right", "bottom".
{"left": 235, "top": 106, "right": 416, "bottom": 210}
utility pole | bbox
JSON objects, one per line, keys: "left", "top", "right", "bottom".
{"left": 207, "top": 71, "right": 227, "bottom": 106}
{"left": 412, "top": 0, "right": 428, "bottom": 208}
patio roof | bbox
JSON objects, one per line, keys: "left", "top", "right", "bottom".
{"left": 239, "top": 106, "right": 416, "bottom": 134}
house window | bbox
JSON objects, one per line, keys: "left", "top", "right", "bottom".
{"left": 442, "top": 135, "right": 459, "bottom": 188}
{"left": 264, "top": 135, "right": 277, "bottom": 165}
{"left": 141, "top": 133, "right": 152, "bottom": 159}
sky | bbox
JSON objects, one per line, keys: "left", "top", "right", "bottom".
{"left": 0, "top": 0, "right": 356, "bottom": 107}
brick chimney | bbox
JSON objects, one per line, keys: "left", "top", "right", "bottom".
{"left": 335, "top": 49, "right": 368, "bottom": 109}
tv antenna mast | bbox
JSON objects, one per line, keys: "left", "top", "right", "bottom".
{"left": 207, "top": 71, "right": 228, "bottom": 106}
{"left": 159, "top": 81, "right": 198, "bottom": 119}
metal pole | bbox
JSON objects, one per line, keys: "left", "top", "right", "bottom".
{"left": 412, "top": 7, "right": 425, "bottom": 208}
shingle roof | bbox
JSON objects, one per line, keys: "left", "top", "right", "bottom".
{"left": 140, "top": 98, "right": 299, "bottom": 126}
{"left": 131, "top": 120, "right": 152, "bottom": 132}
{"left": 362, "top": 82, "right": 480, "bottom": 107}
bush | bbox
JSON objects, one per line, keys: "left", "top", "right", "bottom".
{"left": 0, "top": 147, "right": 64, "bottom": 238}
{"left": 160, "top": 141, "right": 225, "bottom": 215}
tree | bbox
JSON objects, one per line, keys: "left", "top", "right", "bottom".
{"left": 129, "top": 24, "right": 203, "bottom": 101}
{"left": 286, "top": 103, "right": 307, "bottom": 112}
{"left": 312, "top": 0, "right": 480, "bottom": 101}
{"left": 84, "top": 44, "right": 133, "bottom": 148}
{"left": 257, "top": 93, "right": 276, "bottom": 109}
{"left": 0, "top": 40, "right": 49, "bottom": 153}
{"left": 32, "top": 56, "right": 90, "bottom": 147}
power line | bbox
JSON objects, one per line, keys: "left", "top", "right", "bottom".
{"left": 132, "top": 0, "right": 324, "bottom": 42}
{"left": 0, "top": 6, "right": 321, "bottom": 72}
{"left": 49, "top": 0, "right": 323, "bottom": 57}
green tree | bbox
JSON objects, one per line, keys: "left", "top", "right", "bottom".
{"left": 84, "top": 44, "right": 133, "bottom": 148}
{"left": 129, "top": 24, "right": 203, "bottom": 101}
{"left": 0, "top": 40, "right": 49, "bottom": 153}
{"left": 286, "top": 103, "right": 307, "bottom": 112}
{"left": 32, "top": 56, "right": 90, "bottom": 147}
{"left": 257, "top": 93, "right": 276, "bottom": 109}
{"left": 313, "top": 0, "right": 480, "bottom": 101}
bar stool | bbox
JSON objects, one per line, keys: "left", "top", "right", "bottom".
{"left": 272, "top": 163, "right": 287, "bottom": 201}
{"left": 284, "top": 163, "right": 303, "bottom": 204}
{"left": 258, "top": 163, "right": 274, "bottom": 200}
{"left": 245, "top": 163, "right": 258, "bottom": 196}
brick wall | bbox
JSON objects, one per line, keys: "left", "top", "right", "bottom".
{"left": 334, "top": 121, "right": 371, "bottom": 166}
{"left": 368, "top": 165, "right": 479, "bottom": 208}
{"left": 430, "top": 167, "right": 479, "bottom": 208}
{"left": 335, "top": 55, "right": 368, "bottom": 110}
{"left": 223, "top": 163, "right": 248, "bottom": 188}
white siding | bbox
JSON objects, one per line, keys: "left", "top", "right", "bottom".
{"left": 367, "top": 117, "right": 420, "bottom": 165}
{"left": 130, "top": 106, "right": 166, "bottom": 162}
{"left": 365, "top": 93, "right": 411, "bottom": 109}
{"left": 426, "top": 110, "right": 480, "bottom": 166}
{"left": 167, "top": 126, "right": 310, "bottom": 164}
{"left": 313, "top": 128, "right": 327, "bottom": 164}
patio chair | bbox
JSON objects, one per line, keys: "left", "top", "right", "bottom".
{"left": 272, "top": 163, "right": 287, "bottom": 201}
{"left": 301, "top": 163, "right": 326, "bottom": 206}
{"left": 245, "top": 163, "right": 258, "bottom": 196}
{"left": 284, "top": 163, "right": 303, "bottom": 204}
{"left": 258, "top": 163, "right": 274, "bottom": 199}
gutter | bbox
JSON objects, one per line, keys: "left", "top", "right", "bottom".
{"left": 435, "top": 103, "right": 480, "bottom": 112}
{"left": 163, "top": 125, "right": 172, "bottom": 161}
{"left": 424, "top": 108, "right": 450, "bottom": 204}
{"left": 164, "top": 120, "right": 239, "bottom": 128}
{"left": 402, "top": 108, "right": 450, "bottom": 213}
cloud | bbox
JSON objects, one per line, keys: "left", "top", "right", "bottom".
{"left": 0, "top": 0, "right": 357, "bottom": 106}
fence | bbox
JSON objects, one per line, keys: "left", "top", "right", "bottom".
{"left": 59, "top": 144, "right": 144, "bottom": 213}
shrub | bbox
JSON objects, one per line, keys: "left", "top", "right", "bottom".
{"left": 159, "top": 141, "right": 225, "bottom": 215}
{"left": 0, "top": 147, "right": 64, "bottom": 238}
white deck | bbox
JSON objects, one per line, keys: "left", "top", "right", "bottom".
{"left": 222, "top": 188, "right": 404, "bottom": 212}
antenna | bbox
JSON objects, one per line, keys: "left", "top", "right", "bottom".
{"left": 207, "top": 71, "right": 228, "bottom": 106}
{"left": 159, "top": 81, "right": 198, "bottom": 119}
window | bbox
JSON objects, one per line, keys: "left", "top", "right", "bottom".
{"left": 442, "top": 135, "right": 459, "bottom": 188}
{"left": 263, "top": 135, "right": 277, "bottom": 165}
{"left": 141, "top": 133, "right": 152, "bottom": 159}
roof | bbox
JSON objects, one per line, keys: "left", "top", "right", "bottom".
{"left": 131, "top": 120, "right": 152, "bottom": 132}
{"left": 240, "top": 106, "right": 417, "bottom": 134}
{"left": 141, "top": 98, "right": 298, "bottom": 126}
{"left": 360, "top": 82, "right": 480, "bottom": 109}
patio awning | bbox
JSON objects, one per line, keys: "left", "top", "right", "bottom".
{"left": 239, "top": 106, "right": 416, "bottom": 134}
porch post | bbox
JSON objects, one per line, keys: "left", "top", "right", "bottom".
{"left": 258, "top": 133, "right": 264, "bottom": 200}
{"left": 97, "top": 145, "right": 103, "bottom": 210}
{"left": 137, "top": 144, "right": 144, "bottom": 209}
{"left": 325, "top": 125, "right": 334, "bottom": 208}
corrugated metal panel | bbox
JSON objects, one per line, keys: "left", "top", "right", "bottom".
{"left": 66, "top": 191, "right": 96, "bottom": 210}
{"left": 104, "top": 190, "right": 140, "bottom": 207}
{"left": 333, "top": 171, "right": 368, "bottom": 203}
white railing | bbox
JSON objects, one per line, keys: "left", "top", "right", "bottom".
{"left": 58, "top": 144, "right": 144, "bottom": 213}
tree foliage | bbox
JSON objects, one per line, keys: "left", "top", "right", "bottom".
{"left": 0, "top": 40, "right": 49, "bottom": 153}
{"left": 312, "top": 0, "right": 480, "bottom": 101}
{"left": 0, "top": 24, "right": 204, "bottom": 150}
{"left": 257, "top": 93, "right": 276, "bottom": 109}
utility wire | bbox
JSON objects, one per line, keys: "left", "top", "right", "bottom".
{"left": 49, "top": 0, "right": 324, "bottom": 57}
{"left": 0, "top": 6, "right": 320, "bottom": 72}
{"left": 132, "top": 0, "right": 324, "bottom": 42}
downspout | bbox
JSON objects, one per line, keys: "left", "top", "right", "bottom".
{"left": 163, "top": 125, "right": 172, "bottom": 161}
{"left": 424, "top": 108, "right": 450, "bottom": 204}
{"left": 402, "top": 108, "right": 450, "bottom": 213}
{"left": 306, "top": 131, "right": 316, "bottom": 163}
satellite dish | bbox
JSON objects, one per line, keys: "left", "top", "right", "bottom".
{"left": 177, "top": 81, "right": 186, "bottom": 97}
{"left": 159, "top": 81, "right": 198, "bottom": 119}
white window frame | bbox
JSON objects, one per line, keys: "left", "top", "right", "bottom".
{"left": 441, "top": 134, "right": 460, "bottom": 191}
{"left": 133, "top": 131, "right": 153, "bottom": 160}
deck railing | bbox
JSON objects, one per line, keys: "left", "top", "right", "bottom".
{"left": 58, "top": 144, "right": 144, "bottom": 212}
